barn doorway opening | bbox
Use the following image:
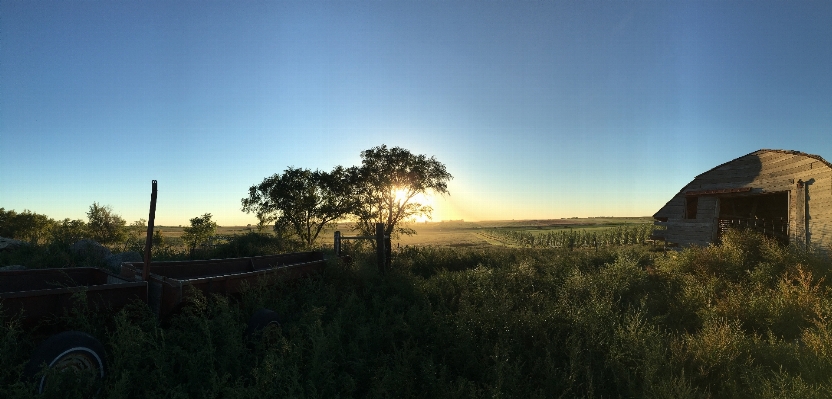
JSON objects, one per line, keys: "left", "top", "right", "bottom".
{"left": 717, "top": 192, "right": 789, "bottom": 244}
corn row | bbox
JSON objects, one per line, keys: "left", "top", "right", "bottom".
{"left": 485, "top": 224, "right": 653, "bottom": 248}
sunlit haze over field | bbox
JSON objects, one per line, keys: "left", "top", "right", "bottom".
{"left": 2, "top": 1, "right": 831, "bottom": 226}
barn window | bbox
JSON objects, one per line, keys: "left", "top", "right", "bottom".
{"left": 685, "top": 196, "right": 698, "bottom": 219}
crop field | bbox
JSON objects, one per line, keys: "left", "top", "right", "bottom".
{"left": 321, "top": 217, "right": 657, "bottom": 249}
{"left": 143, "top": 218, "right": 656, "bottom": 251}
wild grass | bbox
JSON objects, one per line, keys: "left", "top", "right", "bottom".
{"left": 1, "top": 229, "right": 831, "bottom": 398}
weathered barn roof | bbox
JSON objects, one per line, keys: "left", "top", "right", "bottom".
{"left": 654, "top": 149, "right": 832, "bottom": 219}
{"left": 692, "top": 149, "right": 832, "bottom": 180}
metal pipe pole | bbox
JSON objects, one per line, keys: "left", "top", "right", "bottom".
{"left": 142, "top": 180, "right": 157, "bottom": 281}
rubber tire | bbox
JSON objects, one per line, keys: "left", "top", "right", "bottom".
{"left": 245, "top": 308, "right": 281, "bottom": 340}
{"left": 24, "top": 331, "right": 107, "bottom": 394}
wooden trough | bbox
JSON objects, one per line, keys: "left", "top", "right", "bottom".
{"left": 119, "top": 251, "right": 325, "bottom": 318}
{"left": 0, "top": 251, "right": 329, "bottom": 393}
{"left": 0, "top": 267, "right": 147, "bottom": 330}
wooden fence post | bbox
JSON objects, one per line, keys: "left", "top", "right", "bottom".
{"left": 334, "top": 231, "right": 341, "bottom": 256}
{"left": 376, "top": 223, "right": 385, "bottom": 274}
{"left": 385, "top": 236, "right": 392, "bottom": 269}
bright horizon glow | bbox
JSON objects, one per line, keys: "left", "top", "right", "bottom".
{"left": 394, "top": 188, "right": 433, "bottom": 223}
{"left": 2, "top": 1, "right": 830, "bottom": 227}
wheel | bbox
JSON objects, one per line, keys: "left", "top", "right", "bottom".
{"left": 24, "top": 331, "right": 107, "bottom": 394}
{"left": 245, "top": 308, "right": 281, "bottom": 340}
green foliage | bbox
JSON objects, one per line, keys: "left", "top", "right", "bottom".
{"left": 3, "top": 230, "right": 832, "bottom": 398}
{"left": 152, "top": 229, "right": 164, "bottom": 248}
{"left": 242, "top": 167, "right": 355, "bottom": 246}
{"left": 208, "top": 232, "right": 296, "bottom": 258}
{"left": 0, "top": 208, "right": 55, "bottom": 244}
{"left": 182, "top": 213, "right": 218, "bottom": 251}
{"left": 352, "top": 145, "right": 453, "bottom": 239}
{"left": 50, "top": 218, "right": 90, "bottom": 247}
{"left": 86, "top": 203, "right": 127, "bottom": 245}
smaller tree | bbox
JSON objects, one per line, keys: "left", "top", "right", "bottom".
{"left": 182, "top": 213, "right": 217, "bottom": 251}
{"left": 0, "top": 208, "right": 56, "bottom": 244}
{"left": 87, "top": 203, "right": 127, "bottom": 245}
{"left": 51, "top": 218, "right": 90, "bottom": 246}
{"left": 241, "top": 166, "right": 355, "bottom": 246}
{"left": 129, "top": 219, "right": 148, "bottom": 237}
{"left": 152, "top": 229, "right": 165, "bottom": 248}
{"left": 122, "top": 218, "right": 149, "bottom": 252}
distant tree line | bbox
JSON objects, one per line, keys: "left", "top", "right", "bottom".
{"left": 241, "top": 145, "right": 452, "bottom": 246}
{"left": 0, "top": 205, "right": 217, "bottom": 252}
{"left": 1, "top": 203, "right": 132, "bottom": 246}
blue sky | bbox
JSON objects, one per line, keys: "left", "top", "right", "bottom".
{"left": 2, "top": 1, "right": 831, "bottom": 226}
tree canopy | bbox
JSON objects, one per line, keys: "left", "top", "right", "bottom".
{"left": 182, "top": 213, "right": 218, "bottom": 250}
{"left": 241, "top": 166, "right": 355, "bottom": 246}
{"left": 86, "top": 203, "right": 126, "bottom": 245}
{"left": 351, "top": 145, "right": 452, "bottom": 238}
{"left": 0, "top": 208, "right": 54, "bottom": 244}
{"left": 241, "top": 145, "right": 451, "bottom": 245}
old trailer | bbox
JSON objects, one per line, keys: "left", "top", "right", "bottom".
{"left": 0, "top": 181, "right": 332, "bottom": 393}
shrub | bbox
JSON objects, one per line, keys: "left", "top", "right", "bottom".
{"left": 209, "top": 232, "right": 295, "bottom": 258}
{"left": 2, "top": 229, "right": 832, "bottom": 398}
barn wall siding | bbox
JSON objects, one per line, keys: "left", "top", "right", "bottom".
{"left": 808, "top": 170, "right": 832, "bottom": 251}
{"left": 663, "top": 220, "right": 716, "bottom": 247}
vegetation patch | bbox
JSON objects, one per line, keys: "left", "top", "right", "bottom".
{"left": 2, "top": 230, "right": 832, "bottom": 398}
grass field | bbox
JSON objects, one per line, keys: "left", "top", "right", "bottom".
{"left": 3, "top": 229, "right": 832, "bottom": 398}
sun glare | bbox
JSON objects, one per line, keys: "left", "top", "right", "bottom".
{"left": 394, "top": 188, "right": 410, "bottom": 204}
{"left": 392, "top": 187, "right": 433, "bottom": 223}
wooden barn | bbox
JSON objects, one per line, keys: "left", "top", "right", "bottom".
{"left": 653, "top": 149, "right": 832, "bottom": 249}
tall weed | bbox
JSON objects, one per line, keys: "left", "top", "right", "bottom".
{"left": 2, "top": 229, "right": 831, "bottom": 397}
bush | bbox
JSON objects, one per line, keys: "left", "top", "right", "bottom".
{"left": 209, "top": 232, "right": 296, "bottom": 258}
{"left": 0, "top": 209, "right": 55, "bottom": 244}
{"left": 3, "top": 230, "right": 832, "bottom": 398}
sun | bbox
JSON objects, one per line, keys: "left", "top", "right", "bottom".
{"left": 392, "top": 187, "right": 433, "bottom": 223}
{"left": 393, "top": 188, "right": 410, "bottom": 204}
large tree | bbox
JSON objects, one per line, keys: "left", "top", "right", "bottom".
{"left": 352, "top": 145, "right": 452, "bottom": 238}
{"left": 241, "top": 166, "right": 355, "bottom": 246}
